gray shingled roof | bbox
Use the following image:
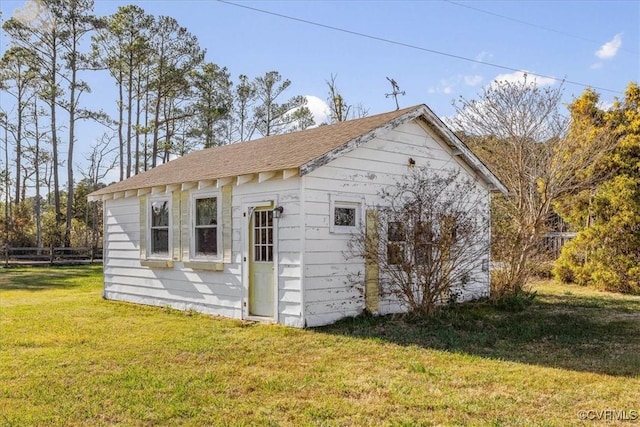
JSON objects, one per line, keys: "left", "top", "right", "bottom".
{"left": 89, "top": 104, "right": 507, "bottom": 198}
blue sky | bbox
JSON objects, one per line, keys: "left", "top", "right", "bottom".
{"left": 1, "top": 0, "right": 639, "bottom": 181}
{"left": 99, "top": 0, "right": 639, "bottom": 118}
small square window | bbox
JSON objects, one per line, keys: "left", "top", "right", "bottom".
{"left": 330, "top": 196, "right": 362, "bottom": 233}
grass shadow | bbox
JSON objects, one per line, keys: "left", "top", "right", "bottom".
{"left": 318, "top": 287, "right": 640, "bottom": 377}
{"left": 0, "top": 265, "right": 102, "bottom": 291}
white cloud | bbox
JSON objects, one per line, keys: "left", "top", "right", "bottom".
{"left": 464, "top": 75, "right": 483, "bottom": 86}
{"left": 13, "top": 2, "right": 39, "bottom": 24}
{"left": 595, "top": 33, "right": 622, "bottom": 60}
{"left": 428, "top": 74, "right": 482, "bottom": 94}
{"left": 475, "top": 51, "right": 493, "bottom": 64}
{"left": 13, "top": 1, "right": 54, "bottom": 29}
{"left": 471, "top": 52, "right": 494, "bottom": 70}
{"left": 492, "top": 70, "right": 556, "bottom": 87}
{"left": 428, "top": 78, "right": 453, "bottom": 95}
{"left": 597, "top": 100, "right": 614, "bottom": 111}
{"left": 305, "top": 95, "right": 330, "bottom": 125}
{"left": 590, "top": 62, "right": 603, "bottom": 70}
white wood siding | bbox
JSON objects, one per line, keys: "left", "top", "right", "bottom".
{"left": 102, "top": 178, "right": 303, "bottom": 327}
{"left": 233, "top": 179, "right": 303, "bottom": 327}
{"left": 302, "top": 121, "right": 492, "bottom": 327}
{"left": 104, "top": 196, "right": 243, "bottom": 318}
{"left": 449, "top": 189, "right": 491, "bottom": 303}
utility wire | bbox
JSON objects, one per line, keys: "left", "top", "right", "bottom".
{"left": 218, "top": 0, "right": 624, "bottom": 95}
{"left": 445, "top": 0, "right": 639, "bottom": 56}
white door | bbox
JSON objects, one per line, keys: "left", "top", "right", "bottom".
{"left": 249, "top": 207, "right": 274, "bottom": 317}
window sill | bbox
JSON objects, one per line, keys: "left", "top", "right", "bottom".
{"left": 140, "top": 259, "right": 174, "bottom": 269}
{"left": 183, "top": 261, "right": 225, "bottom": 271}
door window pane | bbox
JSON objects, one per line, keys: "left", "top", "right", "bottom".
{"left": 253, "top": 210, "right": 273, "bottom": 262}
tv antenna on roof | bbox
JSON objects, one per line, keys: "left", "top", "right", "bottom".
{"left": 385, "top": 77, "right": 405, "bottom": 110}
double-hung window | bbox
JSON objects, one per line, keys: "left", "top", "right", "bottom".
{"left": 414, "top": 220, "right": 434, "bottom": 265}
{"left": 149, "top": 198, "right": 171, "bottom": 258}
{"left": 387, "top": 221, "right": 406, "bottom": 265}
{"left": 191, "top": 192, "right": 221, "bottom": 260}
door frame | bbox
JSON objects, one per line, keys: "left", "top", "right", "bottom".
{"left": 241, "top": 196, "right": 279, "bottom": 322}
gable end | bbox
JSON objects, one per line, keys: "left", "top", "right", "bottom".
{"left": 415, "top": 108, "right": 508, "bottom": 195}
{"left": 299, "top": 107, "right": 425, "bottom": 176}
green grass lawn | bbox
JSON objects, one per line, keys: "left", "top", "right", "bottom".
{"left": 1, "top": 266, "right": 639, "bottom": 426}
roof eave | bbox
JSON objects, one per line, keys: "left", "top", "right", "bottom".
{"left": 87, "top": 167, "right": 301, "bottom": 202}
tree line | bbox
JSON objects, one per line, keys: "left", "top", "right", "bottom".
{"left": 0, "top": 0, "right": 368, "bottom": 249}
{"left": 553, "top": 83, "right": 640, "bottom": 294}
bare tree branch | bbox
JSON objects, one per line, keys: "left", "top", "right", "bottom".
{"left": 349, "top": 166, "right": 490, "bottom": 314}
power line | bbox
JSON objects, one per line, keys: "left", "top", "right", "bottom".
{"left": 444, "top": 0, "right": 639, "bottom": 56}
{"left": 217, "top": 0, "right": 624, "bottom": 95}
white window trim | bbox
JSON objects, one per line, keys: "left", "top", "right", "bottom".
{"left": 190, "top": 189, "right": 223, "bottom": 262}
{"left": 329, "top": 194, "right": 364, "bottom": 234}
{"left": 147, "top": 196, "right": 172, "bottom": 260}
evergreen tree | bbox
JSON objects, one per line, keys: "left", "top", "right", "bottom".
{"left": 252, "top": 71, "right": 314, "bottom": 137}
{"left": 147, "top": 15, "right": 204, "bottom": 167}
{"left": 188, "top": 62, "right": 232, "bottom": 148}
{"left": 0, "top": 46, "right": 39, "bottom": 204}
{"left": 3, "top": 0, "right": 64, "bottom": 228}
{"left": 91, "top": 5, "right": 153, "bottom": 179}
{"left": 555, "top": 83, "right": 640, "bottom": 293}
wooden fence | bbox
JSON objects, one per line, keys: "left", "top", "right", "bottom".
{"left": 2, "top": 246, "right": 103, "bottom": 267}
{"left": 541, "top": 232, "right": 577, "bottom": 258}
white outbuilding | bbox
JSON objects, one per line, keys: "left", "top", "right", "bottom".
{"left": 88, "top": 104, "right": 507, "bottom": 327}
